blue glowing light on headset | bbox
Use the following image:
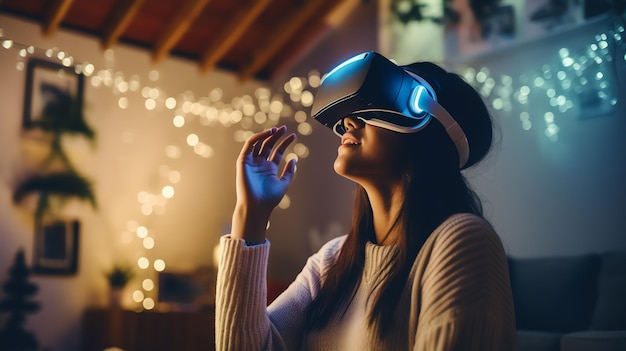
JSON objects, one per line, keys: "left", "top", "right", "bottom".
{"left": 409, "top": 85, "right": 428, "bottom": 116}
{"left": 321, "top": 52, "right": 368, "bottom": 84}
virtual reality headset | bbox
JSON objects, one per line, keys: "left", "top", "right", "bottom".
{"left": 311, "top": 51, "right": 470, "bottom": 169}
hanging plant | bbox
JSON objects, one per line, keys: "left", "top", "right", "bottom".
{"left": 14, "top": 61, "right": 97, "bottom": 221}
{"left": 13, "top": 172, "right": 97, "bottom": 220}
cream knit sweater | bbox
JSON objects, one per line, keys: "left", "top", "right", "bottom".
{"left": 216, "top": 213, "right": 516, "bottom": 350}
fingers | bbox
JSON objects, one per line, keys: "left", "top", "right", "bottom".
{"left": 269, "top": 131, "right": 296, "bottom": 165}
{"left": 241, "top": 125, "right": 295, "bottom": 162}
{"left": 241, "top": 127, "right": 275, "bottom": 157}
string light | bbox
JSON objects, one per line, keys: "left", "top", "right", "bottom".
{"left": 460, "top": 19, "right": 624, "bottom": 140}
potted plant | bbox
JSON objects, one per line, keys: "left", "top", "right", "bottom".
{"left": 105, "top": 264, "right": 135, "bottom": 309}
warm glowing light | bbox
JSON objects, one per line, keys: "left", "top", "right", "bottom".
{"left": 142, "top": 279, "right": 155, "bottom": 291}
{"left": 294, "top": 110, "right": 307, "bottom": 123}
{"left": 173, "top": 115, "right": 185, "bottom": 127}
{"left": 143, "top": 298, "right": 155, "bottom": 310}
{"left": 194, "top": 143, "right": 214, "bottom": 158}
{"left": 138, "top": 257, "right": 150, "bottom": 269}
{"left": 289, "top": 77, "right": 303, "bottom": 92}
{"left": 149, "top": 88, "right": 159, "bottom": 99}
{"left": 301, "top": 91, "right": 314, "bottom": 107}
{"left": 293, "top": 143, "right": 309, "bottom": 158}
{"left": 308, "top": 70, "right": 321, "bottom": 88}
{"left": 136, "top": 226, "right": 148, "bottom": 238}
{"left": 208, "top": 88, "right": 223, "bottom": 102}
{"left": 162, "top": 185, "right": 174, "bottom": 199}
{"left": 270, "top": 100, "right": 283, "bottom": 114}
{"left": 165, "top": 145, "right": 181, "bottom": 159}
{"left": 254, "top": 111, "right": 267, "bottom": 124}
{"left": 143, "top": 237, "right": 155, "bottom": 249}
{"left": 145, "top": 98, "right": 156, "bottom": 110}
{"left": 186, "top": 134, "right": 199, "bottom": 146}
{"left": 297, "top": 122, "right": 313, "bottom": 136}
{"left": 118, "top": 97, "right": 128, "bottom": 109}
{"left": 165, "top": 97, "right": 177, "bottom": 109}
{"left": 2, "top": 39, "right": 13, "bottom": 49}
{"left": 141, "top": 204, "right": 153, "bottom": 216}
{"left": 154, "top": 259, "right": 166, "bottom": 272}
{"left": 91, "top": 76, "right": 102, "bottom": 87}
{"left": 132, "top": 290, "right": 144, "bottom": 302}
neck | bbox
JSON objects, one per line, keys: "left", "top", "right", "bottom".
{"left": 362, "top": 181, "right": 405, "bottom": 245}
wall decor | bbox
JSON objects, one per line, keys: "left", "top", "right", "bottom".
{"left": 33, "top": 219, "right": 80, "bottom": 275}
{"left": 22, "top": 57, "right": 84, "bottom": 129}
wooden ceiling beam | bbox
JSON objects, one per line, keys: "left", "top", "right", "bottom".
{"left": 239, "top": 0, "right": 327, "bottom": 81}
{"left": 199, "top": 0, "right": 271, "bottom": 73}
{"left": 43, "top": 0, "right": 74, "bottom": 36}
{"left": 101, "top": 0, "right": 146, "bottom": 49}
{"left": 270, "top": 0, "right": 360, "bottom": 79}
{"left": 153, "top": 0, "right": 211, "bottom": 63}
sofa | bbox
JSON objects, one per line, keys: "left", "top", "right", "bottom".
{"left": 508, "top": 251, "right": 626, "bottom": 351}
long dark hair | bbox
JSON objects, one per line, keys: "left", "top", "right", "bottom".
{"left": 304, "top": 62, "right": 494, "bottom": 339}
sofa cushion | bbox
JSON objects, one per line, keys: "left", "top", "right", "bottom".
{"left": 591, "top": 251, "right": 626, "bottom": 330}
{"left": 508, "top": 254, "right": 601, "bottom": 333}
{"left": 561, "top": 330, "right": 626, "bottom": 351}
{"left": 517, "top": 330, "right": 561, "bottom": 351}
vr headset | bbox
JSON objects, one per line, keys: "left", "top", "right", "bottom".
{"left": 311, "top": 51, "right": 469, "bottom": 169}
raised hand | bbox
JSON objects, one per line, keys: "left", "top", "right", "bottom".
{"left": 231, "top": 125, "right": 297, "bottom": 243}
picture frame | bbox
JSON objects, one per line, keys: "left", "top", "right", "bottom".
{"left": 22, "top": 57, "right": 84, "bottom": 129}
{"left": 33, "top": 219, "right": 80, "bottom": 275}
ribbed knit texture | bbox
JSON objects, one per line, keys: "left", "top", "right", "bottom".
{"left": 215, "top": 213, "right": 517, "bottom": 350}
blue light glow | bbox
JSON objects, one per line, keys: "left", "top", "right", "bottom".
{"left": 321, "top": 53, "right": 367, "bottom": 83}
{"left": 411, "top": 86, "right": 426, "bottom": 113}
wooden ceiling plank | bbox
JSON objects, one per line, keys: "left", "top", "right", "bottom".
{"left": 153, "top": 0, "right": 211, "bottom": 63}
{"left": 200, "top": 0, "right": 271, "bottom": 73}
{"left": 239, "top": 0, "right": 328, "bottom": 81}
{"left": 43, "top": 0, "right": 74, "bottom": 36}
{"left": 271, "top": 0, "right": 360, "bottom": 79}
{"left": 102, "top": 0, "right": 146, "bottom": 49}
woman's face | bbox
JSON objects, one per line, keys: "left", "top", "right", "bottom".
{"left": 333, "top": 116, "right": 408, "bottom": 186}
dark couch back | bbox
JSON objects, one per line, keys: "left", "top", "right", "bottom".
{"left": 508, "top": 254, "right": 601, "bottom": 333}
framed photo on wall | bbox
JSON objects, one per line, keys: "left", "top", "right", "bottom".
{"left": 33, "top": 219, "right": 80, "bottom": 275}
{"left": 22, "top": 58, "right": 84, "bottom": 129}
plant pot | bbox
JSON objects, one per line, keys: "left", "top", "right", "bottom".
{"left": 109, "top": 287, "right": 124, "bottom": 309}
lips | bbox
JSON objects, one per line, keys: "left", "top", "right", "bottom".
{"left": 341, "top": 134, "right": 360, "bottom": 146}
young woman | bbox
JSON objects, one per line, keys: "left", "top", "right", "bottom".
{"left": 216, "top": 52, "right": 516, "bottom": 350}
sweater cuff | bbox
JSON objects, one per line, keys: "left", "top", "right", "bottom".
{"left": 218, "top": 235, "right": 270, "bottom": 304}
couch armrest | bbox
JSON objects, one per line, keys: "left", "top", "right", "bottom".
{"left": 561, "top": 331, "right": 626, "bottom": 351}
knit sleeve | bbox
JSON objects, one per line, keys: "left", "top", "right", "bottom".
{"left": 412, "top": 214, "right": 517, "bottom": 351}
{"left": 215, "top": 234, "right": 345, "bottom": 351}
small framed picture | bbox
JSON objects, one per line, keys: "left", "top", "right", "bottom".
{"left": 22, "top": 58, "right": 84, "bottom": 129}
{"left": 33, "top": 219, "right": 80, "bottom": 275}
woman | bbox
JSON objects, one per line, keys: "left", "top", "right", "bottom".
{"left": 216, "top": 52, "right": 516, "bottom": 350}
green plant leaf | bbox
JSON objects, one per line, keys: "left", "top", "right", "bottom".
{"left": 13, "top": 172, "right": 97, "bottom": 218}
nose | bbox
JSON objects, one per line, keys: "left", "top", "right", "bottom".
{"left": 342, "top": 116, "right": 363, "bottom": 132}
